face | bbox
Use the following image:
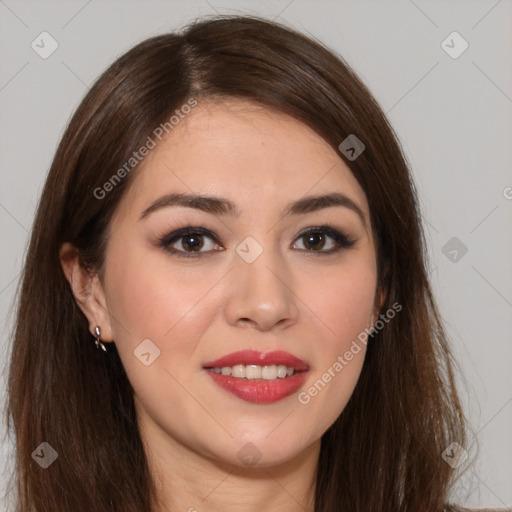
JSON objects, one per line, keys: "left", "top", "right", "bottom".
{"left": 84, "top": 99, "right": 381, "bottom": 468}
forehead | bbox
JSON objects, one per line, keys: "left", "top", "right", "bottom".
{"left": 114, "top": 98, "right": 370, "bottom": 224}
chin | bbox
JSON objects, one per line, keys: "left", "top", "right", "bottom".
{"left": 207, "top": 433, "right": 316, "bottom": 470}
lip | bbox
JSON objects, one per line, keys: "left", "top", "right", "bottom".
{"left": 203, "top": 350, "right": 309, "bottom": 371}
{"left": 205, "top": 371, "right": 308, "bottom": 404}
{"left": 203, "top": 350, "right": 310, "bottom": 404}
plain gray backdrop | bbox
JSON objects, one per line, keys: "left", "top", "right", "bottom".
{"left": 1, "top": 0, "right": 511, "bottom": 509}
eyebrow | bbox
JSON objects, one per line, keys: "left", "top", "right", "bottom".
{"left": 139, "top": 191, "right": 367, "bottom": 228}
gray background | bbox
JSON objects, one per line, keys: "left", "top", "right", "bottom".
{"left": 1, "top": 0, "right": 511, "bottom": 509}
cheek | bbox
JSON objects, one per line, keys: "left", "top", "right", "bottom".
{"left": 305, "top": 258, "right": 377, "bottom": 354}
{"left": 293, "top": 259, "right": 376, "bottom": 436}
{"left": 104, "top": 241, "right": 221, "bottom": 345}
{"left": 101, "top": 244, "right": 224, "bottom": 444}
{"left": 102, "top": 240, "right": 230, "bottom": 424}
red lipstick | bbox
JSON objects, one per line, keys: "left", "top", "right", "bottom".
{"left": 203, "top": 350, "right": 309, "bottom": 404}
{"left": 203, "top": 350, "right": 309, "bottom": 371}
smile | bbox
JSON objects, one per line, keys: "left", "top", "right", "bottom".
{"left": 203, "top": 350, "right": 309, "bottom": 404}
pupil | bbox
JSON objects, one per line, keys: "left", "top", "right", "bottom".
{"left": 305, "top": 233, "right": 324, "bottom": 250}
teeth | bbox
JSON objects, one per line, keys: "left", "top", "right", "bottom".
{"left": 262, "top": 365, "right": 277, "bottom": 380}
{"left": 210, "top": 364, "right": 296, "bottom": 380}
{"left": 245, "top": 365, "right": 261, "bottom": 380}
{"left": 232, "top": 364, "right": 245, "bottom": 378}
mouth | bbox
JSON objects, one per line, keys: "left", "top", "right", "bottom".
{"left": 203, "top": 350, "right": 309, "bottom": 404}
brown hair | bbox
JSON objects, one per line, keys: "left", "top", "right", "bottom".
{"left": 3, "top": 14, "right": 471, "bottom": 512}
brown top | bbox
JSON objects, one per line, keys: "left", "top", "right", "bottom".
{"left": 454, "top": 508, "right": 509, "bottom": 511}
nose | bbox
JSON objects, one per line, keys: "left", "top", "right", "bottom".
{"left": 223, "top": 244, "right": 299, "bottom": 332}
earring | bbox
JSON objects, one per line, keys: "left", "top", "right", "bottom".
{"left": 94, "top": 326, "right": 107, "bottom": 352}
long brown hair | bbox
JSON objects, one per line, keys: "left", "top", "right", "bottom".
{"left": 3, "top": 14, "right": 470, "bottom": 511}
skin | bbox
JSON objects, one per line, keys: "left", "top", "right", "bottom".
{"left": 61, "top": 98, "right": 384, "bottom": 512}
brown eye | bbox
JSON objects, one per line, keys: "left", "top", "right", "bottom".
{"left": 159, "top": 227, "right": 222, "bottom": 258}
{"left": 292, "top": 225, "right": 356, "bottom": 254}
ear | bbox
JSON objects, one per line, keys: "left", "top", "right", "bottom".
{"left": 59, "top": 242, "right": 114, "bottom": 342}
{"left": 370, "top": 287, "right": 387, "bottom": 328}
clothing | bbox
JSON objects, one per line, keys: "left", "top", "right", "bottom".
{"left": 455, "top": 508, "right": 510, "bottom": 511}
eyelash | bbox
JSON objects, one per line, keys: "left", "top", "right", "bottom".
{"left": 157, "top": 224, "right": 357, "bottom": 258}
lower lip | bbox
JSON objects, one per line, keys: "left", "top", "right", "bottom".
{"left": 205, "top": 370, "right": 308, "bottom": 404}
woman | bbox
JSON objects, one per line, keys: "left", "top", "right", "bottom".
{"left": 3, "top": 14, "right": 502, "bottom": 512}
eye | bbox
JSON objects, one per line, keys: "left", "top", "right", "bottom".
{"left": 291, "top": 225, "right": 356, "bottom": 254}
{"left": 159, "top": 226, "right": 222, "bottom": 258}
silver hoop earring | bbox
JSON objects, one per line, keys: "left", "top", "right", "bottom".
{"left": 94, "top": 326, "right": 107, "bottom": 352}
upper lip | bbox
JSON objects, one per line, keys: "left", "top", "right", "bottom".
{"left": 203, "top": 350, "right": 309, "bottom": 371}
